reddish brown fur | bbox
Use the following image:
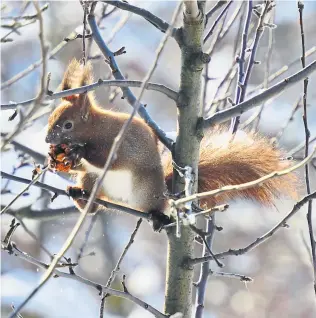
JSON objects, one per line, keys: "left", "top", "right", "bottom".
{"left": 47, "top": 59, "right": 298, "bottom": 217}
{"left": 164, "top": 128, "right": 298, "bottom": 208}
{"left": 46, "top": 59, "right": 166, "bottom": 214}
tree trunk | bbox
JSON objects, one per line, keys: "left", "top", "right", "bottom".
{"left": 164, "top": 2, "right": 205, "bottom": 317}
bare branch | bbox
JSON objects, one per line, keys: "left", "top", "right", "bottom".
{"left": 209, "top": 270, "right": 253, "bottom": 282}
{"left": 206, "top": 0, "right": 228, "bottom": 19}
{"left": 1, "top": 171, "right": 149, "bottom": 220}
{"left": 204, "top": 0, "right": 233, "bottom": 43}
{"left": 1, "top": 79, "right": 178, "bottom": 110}
{"left": 100, "top": 218, "right": 143, "bottom": 317}
{"left": 102, "top": 0, "right": 176, "bottom": 37}
{"left": 88, "top": 7, "right": 174, "bottom": 150}
{"left": 5, "top": 205, "right": 78, "bottom": 220}
{"left": 189, "top": 191, "right": 316, "bottom": 266}
{"left": 1, "top": 2, "right": 49, "bottom": 151}
{"left": 230, "top": 0, "right": 253, "bottom": 132}
{"left": 232, "top": 0, "right": 272, "bottom": 132}
{"left": 195, "top": 217, "right": 216, "bottom": 318}
{"left": 204, "top": 59, "right": 316, "bottom": 127}
{"left": 298, "top": 0, "right": 316, "bottom": 293}
{"left": 165, "top": 1, "right": 205, "bottom": 316}
{"left": 1, "top": 166, "right": 49, "bottom": 215}
{"left": 288, "top": 134, "right": 316, "bottom": 157}
{"left": 247, "top": 45, "right": 316, "bottom": 95}
{"left": 3, "top": 242, "right": 167, "bottom": 318}
{"left": 1, "top": 28, "right": 82, "bottom": 90}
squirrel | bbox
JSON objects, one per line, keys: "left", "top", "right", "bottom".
{"left": 45, "top": 59, "right": 297, "bottom": 229}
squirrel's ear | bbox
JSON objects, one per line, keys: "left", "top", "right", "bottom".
{"left": 60, "top": 59, "right": 95, "bottom": 120}
{"left": 80, "top": 61, "right": 94, "bottom": 87}
{"left": 78, "top": 93, "right": 92, "bottom": 122}
{"left": 60, "top": 59, "right": 82, "bottom": 91}
{"left": 78, "top": 61, "right": 95, "bottom": 122}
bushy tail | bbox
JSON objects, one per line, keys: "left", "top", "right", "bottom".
{"left": 163, "top": 128, "right": 298, "bottom": 207}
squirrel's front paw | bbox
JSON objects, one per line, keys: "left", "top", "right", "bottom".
{"left": 66, "top": 186, "right": 85, "bottom": 199}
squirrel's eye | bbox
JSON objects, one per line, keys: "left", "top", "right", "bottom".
{"left": 63, "top": 121, "right": 73, "bottom": 131}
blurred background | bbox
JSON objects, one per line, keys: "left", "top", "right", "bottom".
{"left": 1, "top": 1, "right": 316, "bottom": 317}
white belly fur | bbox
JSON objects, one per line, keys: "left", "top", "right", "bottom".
{"left": 81, "top": 159, "right": 135, "bottom": 205}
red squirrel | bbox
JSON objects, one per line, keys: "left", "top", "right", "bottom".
{"left": 45, "top": 59, "right": 297, "bottom": 228}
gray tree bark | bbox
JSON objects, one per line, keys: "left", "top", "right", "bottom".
{"left": 164, "top": 2, "right": 206, "bottom": 317}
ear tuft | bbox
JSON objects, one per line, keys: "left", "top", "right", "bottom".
{"left": 60, "top": 58, "right": 83, "bottom": 91}
{"left": 80, "top": 61, "right": 94, "bottom": 87}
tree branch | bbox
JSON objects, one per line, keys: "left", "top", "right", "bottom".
{"left": 88, "top": 7, "right": 173, "bottom": 150}
{"left": 230, "top": 0, "right": 253, "bottom": 132}
{"left": 3, "top": 242, "right": 167, "bottom": 318}
{"left": 1, "top": 28, "right": 81, "bottom": 90}
{"left": 1, "top": 80, "right": 178, "bottom": 110}
{"left": 195, "top": 217, "right": 216, "bottom": 318}
{"left": 1, "top": 171, "right": 149, "bottom": 220}
{"left": 204, "top": 59, "right": 316, "bottom": 127}
{"left": 206, "top": 0, "right": 228, "bottom": 19}
{"left": 204, "top": 0, "right": 233, "bottom": 43}
{"left": 298, "top": 0, "right": 316, "bottom": 294}
{"left": 189, "top": 191, "right": 316, "bottom": 266}
{"left": 100, "top": 218, "right": 143, "bottom": 317}
{"left": 102, "top": 0, "right": 176, "bottom": 37}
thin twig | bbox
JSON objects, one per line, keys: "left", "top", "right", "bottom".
{"left": 230, "top": 0, "right": 253, "bottom": 132}
{"left": 204, "top": 0, "right": 233, "bottom": 43}
{"left": 100, "top": 219, "right": 142, "bottom": 317}
{"left": 1, "top": 166, "right": 49, "bottom": 215}
{"left": 194, "top": 217, "right": 216, "bottom": 318}
{"left": 81, "top": 1, "right": 88, "bottom": 64}
{"left": 219, "top": 1, "right": 244, "bottom": 39}
{"left": 232, "top": 1, "right": 272, "bottom": 132}
{"left": 189, "top": 191, "right": 316, "bottom": 265}
{"left": 1, "top": 3, "right": 48, "bottom": 21}
{"left": 206, "top": 0, "right": 228, "bottom": 19}
{"left": 274, "top": 96, "right": 301, "bottom": 141}
{"left": 2, "top": 242, "right": 167, "bottom": 318}
{"left": 1, "top": 171, "right": 149, "bottom": 220}
{"left": 288, "top": 134, "right": 316, "bottom": 157}
{"left": 76, "top": 212, "right": 99, "bottom": 262}
{"left": 88, "top": 6, "right": 174, "bottom": 150}
{"left": 15, "top": 215, "right": 53, "bottom": 259}
{"left": 1, "top": 79, "right": 178, "bottom": 110}
{"left": 1, "top": 28, "right": 83, "bottom": 90}
{"left": 1, "top": 2, "right": 49, "bottom": 151}
{"left": 247, "top": 45, "right": 316, "bottom": 95}
{"left": 253, "top": 5, "right": 275, "bottom": 130}
{"left": 102, "top": 0, "right": 176, "bottom": 37}
{"left": 204, "top": 59, "right": 316, "bottom": 127}
{"left": 298, "top": 0, "right": 316, "bottom": 294}
{"left": 209, "top": 270, "right": 253, "bottom": 282}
